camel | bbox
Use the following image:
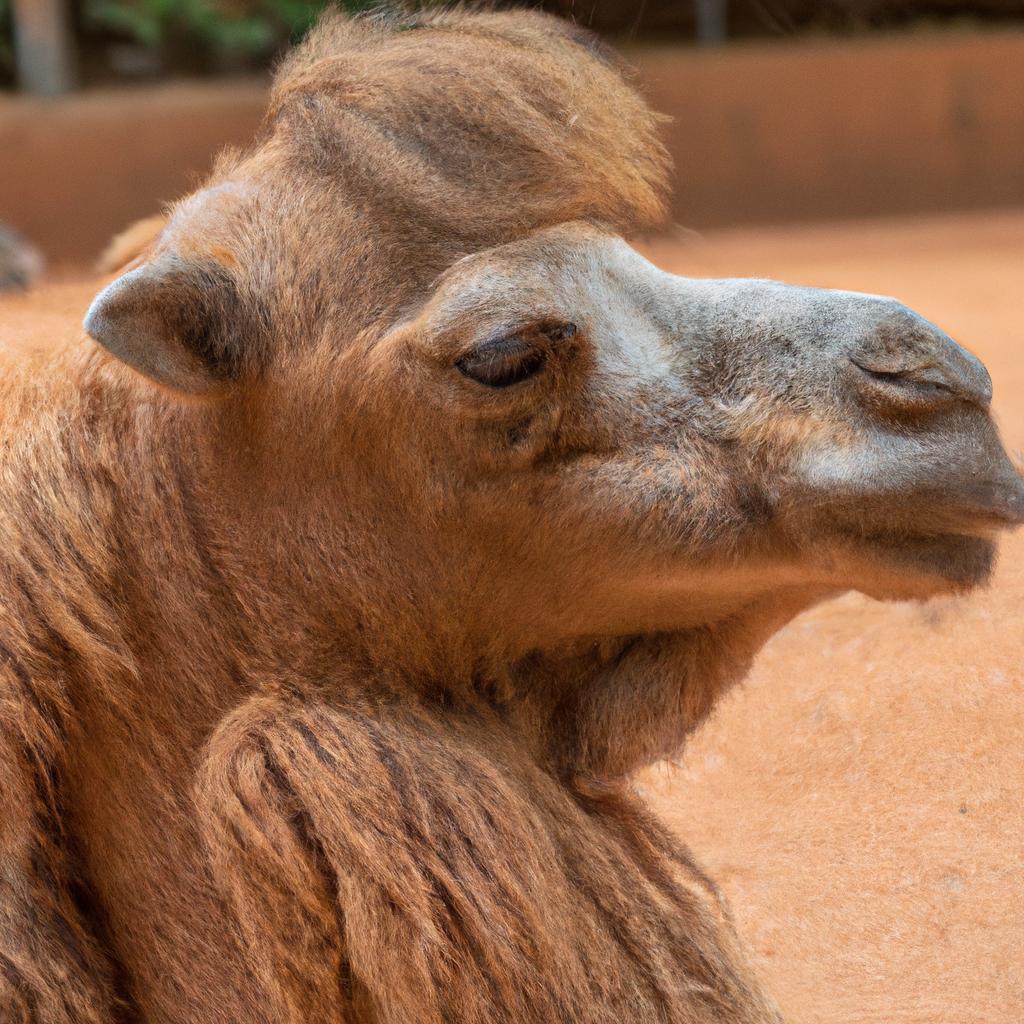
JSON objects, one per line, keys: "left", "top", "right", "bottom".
{"left": 1, "top": 8, "right": 1022, "bottom": 1024}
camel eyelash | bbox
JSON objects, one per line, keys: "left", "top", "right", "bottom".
{"left": 455, "top": 321, "right": 578, "bottom": 388}
{"left": 456, "top": 335, "right": 548, "bottom": 388}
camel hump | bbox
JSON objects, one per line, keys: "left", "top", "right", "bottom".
{"left": 267, "top": 6, "right": 672, "bottom": 238}
{"left": 197, "top": 694, "right": 780, "bottom": 1023}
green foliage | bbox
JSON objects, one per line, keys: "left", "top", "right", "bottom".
{"left": 259, "top": 1, "right": 389, "bottom": 44}
{"left": 260, "top": 0, "right": 334, "bottom": 42}
{"left": 88, "top": 0, "right": 184, "bottom": 50}
{"left": 0, "top": 0, "right": 10, "bottom": 76}
{"left": 190, "top": 4, "right": 275, "bottom": 53}
{"left": 83, "top": 0, "right": 363, "bottom": 55}
{"left": 87, "top": 0, "right": 265, "bottom": 51}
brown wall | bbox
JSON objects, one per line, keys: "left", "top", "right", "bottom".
{"left": 635, "top": 30, "right": 1024, "bottom": 229}
{"left": 0, "top": 80, "right": 267, "bottom": 264}
{"left": 2, "top": 29, "right": 1024, "bottom": 262}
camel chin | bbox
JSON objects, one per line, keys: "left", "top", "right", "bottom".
{"left": 843, "top": 533, "right": 998, "bottom": 599}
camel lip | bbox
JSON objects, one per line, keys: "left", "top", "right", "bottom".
{"left": 877, "top": 497, "right": 1024, "bottom": 541}
{"left": 966, "top": 474, "right": 1024, "bottom": 529}
{"left": 936, "top": 487, "right": 1024, "bottom": 534}
{"left": 967, "top": 505, "right": 1024, "bottom": 531}
{"left": 819, "top": 466, "right": 1024, "bottom": 538}
{"left": 823, "top": 480, "right": 1024, "bottom": 588}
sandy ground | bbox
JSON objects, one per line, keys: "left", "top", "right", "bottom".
{"left": 1, "top": 209, "right": 1021, "bottom": 1023}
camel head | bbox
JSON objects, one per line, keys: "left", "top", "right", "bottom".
{"left": 371, "top": 219, "right": 1024, "bottom": 621}
{"left": 83, "top": 9, "right": 1023, "bottom": 763}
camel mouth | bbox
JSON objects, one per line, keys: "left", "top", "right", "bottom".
{"left": 820, "top": 481, "right": 1024, "bottom": 543}
{"left": 913, "top": 485, "right": 1024, "bottom": 535}
{"left": 959, "top": 465, "right": 1024, "bottom": 529}
{"left": 825, "top": 474, "right": 1024, "bottom": 592}
{"left": 810, "top": 443, "right": 1024, "bottom": 536}
{"left": 966, "top": 465, "right": 1024, "bottom": 525}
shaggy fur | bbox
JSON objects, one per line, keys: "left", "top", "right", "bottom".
{"left": 2, "top": 8, "right": 1021, "bottom": 1024}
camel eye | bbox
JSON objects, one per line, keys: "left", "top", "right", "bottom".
{"left": 457, "top": 336, "right": 547, "bottom": 388}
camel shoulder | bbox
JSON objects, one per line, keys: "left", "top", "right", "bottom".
{"left": 195, "top": 692, "right": 766, "bottom": 1023}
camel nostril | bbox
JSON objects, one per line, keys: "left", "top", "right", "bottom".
{"left": 850, "top": 343, "right": 992, "bottom": 413}
{"left": 852, "top": 359, "right": 955, "bottom": 405}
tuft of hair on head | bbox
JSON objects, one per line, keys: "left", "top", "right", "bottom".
{"left": 267, "top": 4, "right": 672, "bottom": 239}
{"left": 95, "top": 214, "right": 169, "bottom": 275}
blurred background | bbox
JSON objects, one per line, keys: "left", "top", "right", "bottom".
{"left": 2, "top": 0, "right": 1024, "bottom": 268}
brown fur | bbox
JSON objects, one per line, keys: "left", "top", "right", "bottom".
{"left": 0, "top": 11, "right": 773, "bottom": 1023}
{"left": 2, "top": 8, "right": 1021, "bottom": 1024}
{"left": 0, "top": 362, "right": 781, "bottom": 1024}
{"left": 95, "top": 215, "right": 168, "bottom": 275}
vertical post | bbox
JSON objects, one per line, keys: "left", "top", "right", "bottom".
{"left": 695, "top": 0, "right": 727, "bottom": 46}
{"left": 12, "top": 0, "right": 76, "bottom": 96}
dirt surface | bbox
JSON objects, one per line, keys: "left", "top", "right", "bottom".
{"left": 1, "top": 209, "right": 1021, "bottom": 1023}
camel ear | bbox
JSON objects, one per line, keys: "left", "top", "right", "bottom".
{"left": 84, "top": 256, "right": 245, "bottom": 396}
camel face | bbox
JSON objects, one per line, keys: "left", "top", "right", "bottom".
{"left": 363, "top": 222, "right": 1024, "bottom": 643}
{"left": 83, "top": 9, "right": 1022, "bottom": 665}
{"left": 86, "top": 213, "right": 1023, "bottom": 659}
